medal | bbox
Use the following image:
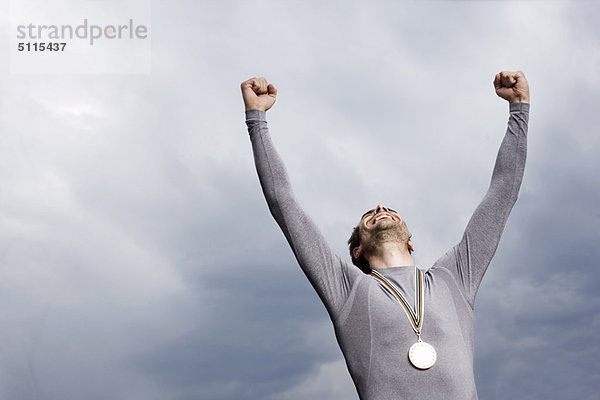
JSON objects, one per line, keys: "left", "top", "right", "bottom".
{"left": 372, "top": 268, "right": 436, "bottom": 370}
{"left": 409, "top": 335, "right": 437, "bottom": 369}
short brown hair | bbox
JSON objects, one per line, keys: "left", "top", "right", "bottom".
{"left": 348, "top": 225, "right": 371, "bottom": 274}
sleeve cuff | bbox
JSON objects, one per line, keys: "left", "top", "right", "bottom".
{"left": 509, "top": 102, "right": 530, "bottom": 113}
{"left": 245, "top": 109, "right": 267, "bottom": 122}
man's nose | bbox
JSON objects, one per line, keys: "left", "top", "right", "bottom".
{"left": 375, "top": 204, "right": 389, "bottom": 213}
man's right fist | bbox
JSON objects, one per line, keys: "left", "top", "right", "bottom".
{"left": 494, "top": 71, "right": 530, "bottom": 104}
{"left": 241, "top": 77, "right": 277, "bottom": 112}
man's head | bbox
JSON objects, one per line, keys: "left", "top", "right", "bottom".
{"left": 348, "top": 204, "right": 413, "bottom": 273}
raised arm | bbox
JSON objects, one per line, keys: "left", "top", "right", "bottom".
{"left": 434, "top": 71, "right": 530, "bottom": 306}
{"left": 242, "top": 77, "right": 360, "bottom": 318}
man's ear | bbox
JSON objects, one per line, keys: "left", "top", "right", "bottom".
{"left": 353, "top": 245, "right": 363, "bottom": 259}
{"left": 408, "top": 241, "right": 415, "bottom": 253}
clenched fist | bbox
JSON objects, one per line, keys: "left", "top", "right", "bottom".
{"left": 494, "top": 71, "right": 530, "bottom": 104}
{"left": 241, "top": 77, "right": 277, "bottom": 112}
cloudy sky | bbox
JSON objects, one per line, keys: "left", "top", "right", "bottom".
{"left": 0, "top": 0, "right": 599, "bottom": 399}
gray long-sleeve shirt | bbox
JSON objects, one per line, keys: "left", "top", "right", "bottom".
{"left": 246, "top": 103, "right": 529, "bottom": 399}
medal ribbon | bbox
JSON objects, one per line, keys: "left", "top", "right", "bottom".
{"left": 371, "top": 268, "right": 424, "bottom": 334}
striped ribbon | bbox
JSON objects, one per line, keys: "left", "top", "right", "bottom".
{"left": 371, "top": 268, "right": 424, "bottom": 334}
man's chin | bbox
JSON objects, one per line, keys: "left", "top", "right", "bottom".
{"left": 372, "top": 225, "right": 409, "bottom": 242}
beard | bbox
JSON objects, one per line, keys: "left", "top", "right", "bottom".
{"left": 361, "top": 220, "right": 410, "bottom": 255}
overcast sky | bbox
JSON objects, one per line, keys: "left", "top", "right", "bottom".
{"left": 0, "top": 1, "right": 599, "bottom": 399}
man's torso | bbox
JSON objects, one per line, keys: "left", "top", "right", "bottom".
{"left": 334, "top": 265, "right": 478, "bottom": 400}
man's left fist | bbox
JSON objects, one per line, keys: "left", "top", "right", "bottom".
{"left": 494, "top": 71, "right": 530, "bottom": 104}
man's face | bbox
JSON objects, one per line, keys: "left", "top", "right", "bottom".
{"left": 357, "top": 204, "right": 411, "bottom": 255}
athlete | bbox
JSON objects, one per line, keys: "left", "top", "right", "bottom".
{"left": 242, "top": 71, "right": 529, "bottom": 399}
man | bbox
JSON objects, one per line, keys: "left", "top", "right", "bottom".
{"left": 242, "top": 71, "right": 529, "bottom": 399}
